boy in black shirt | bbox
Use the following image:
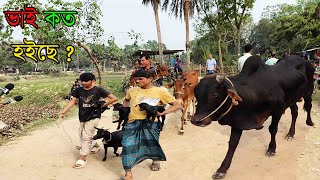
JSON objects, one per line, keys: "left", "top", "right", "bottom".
{"left": 59, "top": 73, "right": 118, "bottom": 169}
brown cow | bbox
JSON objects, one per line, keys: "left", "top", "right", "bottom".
{"left": 167, "top": 70, "right": 199, "bottom": 135}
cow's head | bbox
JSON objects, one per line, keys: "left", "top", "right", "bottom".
{"left": 113, "top": 103, "right": 123, "bottom": 111}
{"left": 93, "top": 127, "right": 110, "bottom": 140}
{"left": 181, "top": 70, "right": 199, "bottom": 87}
{"left": 157, "top": 65, "right": 170, "bottom": 77}
{"left": 191, "top": 75, "right": 242, "bottom": 127}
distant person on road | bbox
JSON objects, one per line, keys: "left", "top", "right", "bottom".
{"left": 205, "top": 53, "right": 218, "bottom": 75}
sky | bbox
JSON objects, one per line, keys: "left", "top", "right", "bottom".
{"left": 1, "top": 0, "right": 297, "bottom": 50}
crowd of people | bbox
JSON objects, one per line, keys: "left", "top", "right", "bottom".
{"left": 59, "top": 54, "right": 183, "bottom": 180}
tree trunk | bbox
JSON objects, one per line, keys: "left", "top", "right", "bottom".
{"left": 77, "top": 42, "right": 103, "bottom": 87}
{"left": 185, "top": 0, "right": 191, "bottom": 70}
{"left": 237, "top": 29, "right": 241, "bottom": 57}
{"left": 218, "top": 34, "right": 224, "bottom": 73}
{"left": 62, "top": 60, "right": 65, "bottom": 72}
{"left": 77, "top": 52, "right": 80, "bottom": 72}
{"left": 153, "top": 2, "right": 164, "bottom": 65}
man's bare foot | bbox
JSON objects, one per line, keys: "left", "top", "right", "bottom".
{"left": 121, "top": 171, "right": 133, "bottom": 180}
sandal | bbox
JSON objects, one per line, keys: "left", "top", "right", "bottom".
{"left": 151, "top": 161, "right": 161, "bottom": 171}
{"left": 90, "top": 146, "right": 100, "bottom": 154}
{"left": 72, "top": 159, "right": 87, "bottom": 169}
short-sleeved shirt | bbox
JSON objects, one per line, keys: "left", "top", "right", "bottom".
{"left": 265, "top": 58, "right": 278, "bottom": 65}
{"left": 125, "top": 87, "right": 175, "bottom": 122}
{"left": 170, "top": 58, "right": 175, "bottom": 67}
{"left": 206, "top": 58, "right": 217, "bottom": 71}
{"left": 72, "top": 86, "right": 111, "bottom": 122}
{"left": 175, "top": 59, "right": 182, "bottom": 67}
{"left": 238, "top": 53, "right": 252, "bottom": 71}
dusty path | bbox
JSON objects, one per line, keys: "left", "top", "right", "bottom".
{"left": 0, "top": 102, "right": 319, "bottom": 180}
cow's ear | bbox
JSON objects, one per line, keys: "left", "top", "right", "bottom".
{"left": 164, "top": 83, "right": 174, "bottom": 88}
{"left": 227, "top": 89, "right": 242, "bottom": 105}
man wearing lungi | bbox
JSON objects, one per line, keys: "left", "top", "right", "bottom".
{"left": 121, "top": 66, "right": 182, "bottom": 180}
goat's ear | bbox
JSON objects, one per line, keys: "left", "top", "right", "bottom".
{"left": 94, "top": 126, "right": 100, "bottom": 130}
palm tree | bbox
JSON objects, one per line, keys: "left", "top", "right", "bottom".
{"left": 163, "top": 0, "right": 201, "bottom": 70}
{"left": 142, "top": 0, "right": 164, "bottom": 65}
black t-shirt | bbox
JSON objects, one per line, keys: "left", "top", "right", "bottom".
{"left": 72, "top": 86, "right": 111, "bottom": 122}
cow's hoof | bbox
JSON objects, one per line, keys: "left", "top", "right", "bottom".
{"left": 306, "top": 121, "right": 314, "bottom": 126}
{"left": 102, "top": 158, "right": 107, "bottom": 161}
{"left": 265, "top": 150, "right": 276, "bottom": 157}
{"left": 212, "top": 172, "right": 226, "bottom": 179}
{"left": 115, "top": 153, "right": 120, "bottom": 157}
{"left": 286, "top": 134, "right": 294, "bottom": 141}
{"left": 179, "top": 130, "right": 184, "bottom": 135}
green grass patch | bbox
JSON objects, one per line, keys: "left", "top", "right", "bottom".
{"left": 0, "top": 73, "right": 125, "bottom": 145}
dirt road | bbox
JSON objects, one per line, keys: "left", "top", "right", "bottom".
{"left": 0, "top": 102, "right": 319, "bottom": 180}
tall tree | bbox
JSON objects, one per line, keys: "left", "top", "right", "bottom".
{"left": 163, "top": 0, "right": 202, "bottom": 70}
{"left": 142, "top": 0, "right": 165, "bottom": 65}
{"left": 142, "top": 40, "right": 167, "bottom": 51}
{"left": 213, "top": 0, "right": 255, "bottom": 56}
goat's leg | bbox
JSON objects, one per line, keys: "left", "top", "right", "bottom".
{"left": 161, "top": 115, "right": 166, "bottom": 131}
{"left": 102, "top": 146, "right": 108, "bottom": 161}
{"left": 266, "top": 112, "right": 282, "bottom": 157}
{"left": 286, "top": 104, "right": 298, "bottom": 140}
{"left": 116, "top": 119, "right": 122, "bottom": 130}
{"left": 213, "top": 128, "right": 243, "bottom": 179}
{"left": 114, "top": 147, "right": 120, "bottom": 156}
{"left": 156, "top": 118, "right": 162, "bottom": 131}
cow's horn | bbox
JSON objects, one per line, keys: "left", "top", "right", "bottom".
{"left": 223, "top": 77, "right": 242, "bottom": 103}
{"left": 216, "top": 75, "right": 225, "bottom": 83}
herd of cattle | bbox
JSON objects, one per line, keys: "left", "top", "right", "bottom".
{"left": 102, "top": 55, "right": 316, "bottom": 179}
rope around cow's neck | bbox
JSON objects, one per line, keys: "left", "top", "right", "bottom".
{"left": 196, "top": 95, "right": 230, "bottom": 122}
{"left": 174, "top": 91, "right": 183, "bottom": 96}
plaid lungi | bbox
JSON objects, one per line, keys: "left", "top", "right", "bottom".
{"left": 122, "top": 120, "right": 166, "bottom": 170}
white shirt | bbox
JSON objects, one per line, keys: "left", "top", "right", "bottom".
{"left": 265, "top": 58, "right": 278, "bottom": 65}
{"left": 206, "top": 58, "right": 217, "bottom": 70}
{"left": 238, "top": 53, "right": 252, "bottom": 71}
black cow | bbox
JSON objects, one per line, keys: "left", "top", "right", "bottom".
{"left": 191, "top": 55, "right": 315, "bottom": 179}
{"left": 137, "top": 103, "right": 166, "bottom": 131}
{"left": 112, "top": 103, "right": 130, "bottom": 130}
{"left": 93, "top": 127, "right": 123, "bottom": 161}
